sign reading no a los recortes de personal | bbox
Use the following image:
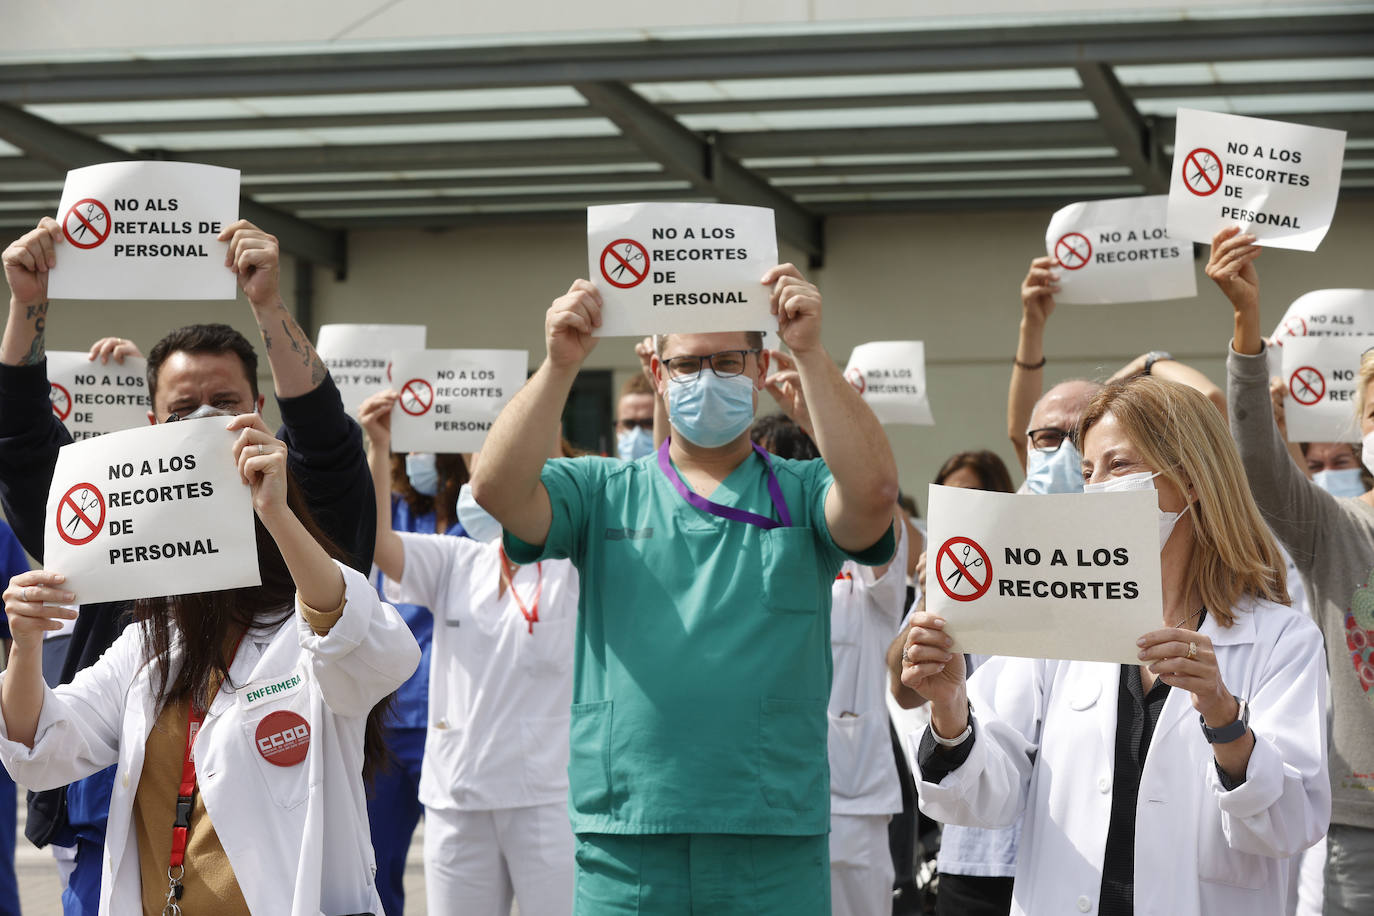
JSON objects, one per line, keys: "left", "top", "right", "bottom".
{"left": 925, "top": 485, "right": 1163, "bottom": 665}
{"left": 1166, "top": 109, "right": 1346, "bottom": 251}
{"left": 44, "top": 417, "right": 259, "bottom": 604}
{"left": 45, "top": 351, "right": 150, "bottom": 440}
{"left": 388, "top": 349, "right": 527, "bottom": 453}
{"left": 1044, "top": 195, "right": 1195, "bottom": 305}
{"left": 587, "top": 202, "right": 778, "bottom": 337}
{"left": 47, "top": 161, "right": 240, "bottom": 300}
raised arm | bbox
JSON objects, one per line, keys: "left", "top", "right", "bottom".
{"left": 219, "top": 220, "right": 328, "bottom": 399}
{"left": 471, "top": 280, "right": 601, "bottom": 546}
{"left": 358, "top": 390, "right": 405, "bottom": 582}
{"left": 762, "top": 264, "right": 897, "bottom": 553}
{"left": 1007, "top": 256, "right": 1059, "bottom": 471}
{"left": 1110, "top": 352, "right": 1228, "bottom": 419}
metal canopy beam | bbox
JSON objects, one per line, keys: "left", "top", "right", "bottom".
{"left": 0, "top": 103, "right": 346, "bottom": 273}
{"left": 2, "top": 14, "right": 1370, "bottom": 103}
{"left": 574, "top": 81, "right": 823, "bottom": 259}
{"left": 1076, "top": 63, "right": 1166, "bottom": 194}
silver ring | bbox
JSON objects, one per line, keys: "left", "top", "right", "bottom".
{"left": 23, "top": 586, "right": 32, "bottom": 602}
{"left": 257, "top": 443, "right": 267, "bottom": 456}
{"left": 903, "top": 645, "right": 913, "bottom": 665}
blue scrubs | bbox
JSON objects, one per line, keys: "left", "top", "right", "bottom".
{"left": 0, "top": 520, "right": 24, "bottom": 916}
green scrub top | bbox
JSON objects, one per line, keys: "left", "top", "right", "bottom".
{"left": 505, "top": 449, "right": 894, "bottom": 836}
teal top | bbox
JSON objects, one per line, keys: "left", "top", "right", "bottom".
{"left": 505, "top": 450, "right": 894, "bottom": 836}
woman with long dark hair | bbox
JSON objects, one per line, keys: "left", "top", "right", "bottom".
{"left": 0, "top": 414, "right": 419, "bottom": 916}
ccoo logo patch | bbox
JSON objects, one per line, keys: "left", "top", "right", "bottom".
{"left": 254, "top": 710, "right": 310, "bottom": 767}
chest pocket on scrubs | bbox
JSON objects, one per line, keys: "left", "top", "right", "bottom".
{"left": 761, "top": 527, "right": 822, "bottom": 614}
{"left": 239, "top": 667, "right": 312, "bottom": 810}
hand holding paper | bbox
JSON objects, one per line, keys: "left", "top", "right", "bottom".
{"left": 765, "top": 264, "right": 822, "bottom": 355}
{"left": 230, "top": 413, "right": 289, "bottom": 520}
{"left": 220, "top": 219, "right": 281, "bottom": 309}
{"left": 1206, "top": 227, "right": 1265, "bottom": 355}
{"left": 547, "top": 280, "right": 603, "bottom": 371}
{"left": 2, "top": 218, "right": 62, "bottom": 308}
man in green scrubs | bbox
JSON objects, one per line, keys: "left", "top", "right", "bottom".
{"left": 473, "top": 263, "right": 898, "bottom": 914}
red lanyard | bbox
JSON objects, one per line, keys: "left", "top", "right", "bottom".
{"left": 166, "top": 635, "right": 243, "bottom": 912}
{"left": 499, "top": 546, "right": 543, "bottom": 634}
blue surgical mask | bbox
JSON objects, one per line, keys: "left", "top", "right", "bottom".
{"left": 1313, "top": 467, "right": 1366, "bottom": 499}
{"left": 667, "top": 372, "right": 756, "bottom": 449}
{"left": 404, "top": 453, "right": 439, "bottom": 496}
{"left": 1024, "top": 440, "right": 1084, "bottom": 495}
{"left": 617, "top": 426, "right": 654, "bottom": 461}
{"left": 456, "top": 483, "right": 502, "bottom": 542}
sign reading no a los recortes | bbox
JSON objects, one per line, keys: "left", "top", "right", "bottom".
{"left": 587, "top": 202, "right": 778, "bottom": 337}
{"left": 44, "top": 417, "right": 259, "bottom": 604}
{"left": 1280, "top": 336, "right": 1369, "bottom": 444}
{"left": 45, "top": 351, "right": 150, "bottom": 440}
{"left": 388, "top": 349, "right": 527, "bottom": 453}
{"left": 925, "top": 485, "right": 1162, "bottom": 664}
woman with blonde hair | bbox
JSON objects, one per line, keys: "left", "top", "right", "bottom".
{"left": 1209, "top": 225, "right": 1374, "bottom": 914}
{"left": 901, "top": 376, "right": 1329, "bottom": 916}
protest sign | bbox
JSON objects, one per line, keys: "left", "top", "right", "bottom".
{"left": 843, "top": 341, "right": 934, "bottom": 425}
{"left": 925, "top": 485, "right": 1163, "bottom": 664}
{"left": 389, "top": 349, "right": 527, "bottom": 453}
{"left": 315, "top": 324, "right": 427, "bottom": 415}
{"left": 1166, "top": 109, "right": 1346, "bottom": 251}
{"left": 47, "top": 161, "right": 239, "bottom": 300}
{"left": 1280, "top": 336, "right": 1367, "bottom": 444}
{"left": 1044, "top": 195, "right": 1195, "bottom": 304}
{"left": 44, "top": 416, "right": 259, "bottom": 604}
{"left": 1269, "top": 289, "right": 1374, "bottom": 346}
{"left": 45, "top": 351, "right": 150, "bottom": 440}
{"left": 587, "top": 202, "right": 778, "bottom": 337}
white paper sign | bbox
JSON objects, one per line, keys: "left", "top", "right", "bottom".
{"left": 1166, "top": 109, "right": 1346, "bottom": 251}
{"left": 47, "top": 161, "right": 240, "bottom": 300}
{"left": 1280, "top": 336, "right": 1367, "bottom": 444}
{"left": 925, "top": 485, "right": 1163, "bottom": 664}
{"left": 389, "top": 349, "right": 527, "bottom": 453}
{"left": 315, "top": 324, "right": 427, "bottom": 416}
{"left": 1270, "top": 289, "right": 1374, "bottom": 345}
{"left": 587, "top": 202, "right": 778, "bottom": 337}
{"left": 1044, "top": 195, "right": 1195, "bottom": 304}
{"left": 45, "top": 352, "right": 150, "bottom": 440}
{"left": 44, "top": 417, "right": 259, "bottom": 604}
{"left": 843, "top": 341, "right": 934, "bottom": 425}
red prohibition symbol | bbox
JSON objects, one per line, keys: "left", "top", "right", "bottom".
{"left": 1289, "top": 366, "right": 1326, "bottom": 407}
{"left": 62, "top": 198, "right": 112, "bottom": 249}
{"left": 398, "top": 378, "right": 434, "bottom": 416}
{"left": 1276, "top": 316, "right": 1308, "bottom": 342}
{"left": 599, "top": 239, "right": 650, "bottom": 289}
{"left": 50, "top": 382, "right": 72, "bottom": 421}
{"left": 844, "top": 367, "right": 866, "bottom": 394}
{"left": 937, "top": 536, "right": 993, "bottom": 602}
{"left": 1054, "top": 232, "right": 1093, "bottom": 270}
{"left": 56, "top": 482, "right": 106, "bottom": 546}
{"left": 1182, "top": 148, "right": 1223, "bottom": 197}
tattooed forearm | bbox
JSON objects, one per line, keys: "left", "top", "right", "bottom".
{"left": 21, "top": 301, "right": 47, "bottom": 365}
{"left": 310, "top": 355, "right": 327, "bottom": 386}
{"left": 281, "top": 319, "right": 304, "bottom": 355}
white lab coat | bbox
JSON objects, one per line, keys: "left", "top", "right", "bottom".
{"left": 383, "top": 532, "right": 579, "bottom": 811}
{"left": 915, "top": 596, "right": 1330, "bottom": 916}
{"left": 0, "top": 563, "right": 420, "bottom": 916}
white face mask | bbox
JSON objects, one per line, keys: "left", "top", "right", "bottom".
{"left": 1362, "top": 430, "right": 1374, "bottom": 480}
{"left": 1312, "top": 467, "right": 1366, "bottom": 499}
{"left": 1081, "top": 470, "right": 1192, "bottom": 550}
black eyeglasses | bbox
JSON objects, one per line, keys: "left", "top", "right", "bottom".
{"left": 1026, "top": 426, "right": 1072, "bottom": 452}
{"left": 661, "top": 349, "right": 760, "bottom": 383}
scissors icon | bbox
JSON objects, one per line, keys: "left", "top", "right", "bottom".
{"left": 609, "top": 243, "right": 643, "bottom": 281}
{"left": 945, "top": 543, "right": 984, "bottom": 589}
{"left": 70, "top": 203, "right": 106, "bottom": 241}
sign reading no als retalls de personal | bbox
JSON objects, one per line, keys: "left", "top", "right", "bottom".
{"left": 44, "top": 417, "right": 259, "bottom": 605}
{"left": 1166, "top": 109, "right": 1346, "bottom": 251}
{"left": 47, "top": 161, "right": 240, "bottom": 300}
{"left": 587, "top": 203, "right": 778, "bottom": 337}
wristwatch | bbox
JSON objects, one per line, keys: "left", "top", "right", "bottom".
{"left": 1200, "top": 696, "right": 1249, "bottom": 744}
{"left": 1143, "top": 350, "right": 1173, "bottom": 376}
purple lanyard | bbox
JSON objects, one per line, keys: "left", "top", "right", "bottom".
{"left": 657, "top": 437, "right": 792, "bottom": 530}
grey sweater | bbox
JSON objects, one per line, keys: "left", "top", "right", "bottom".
{"left": 1229, "top": 344, "right": 1374, "bottom": 830}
